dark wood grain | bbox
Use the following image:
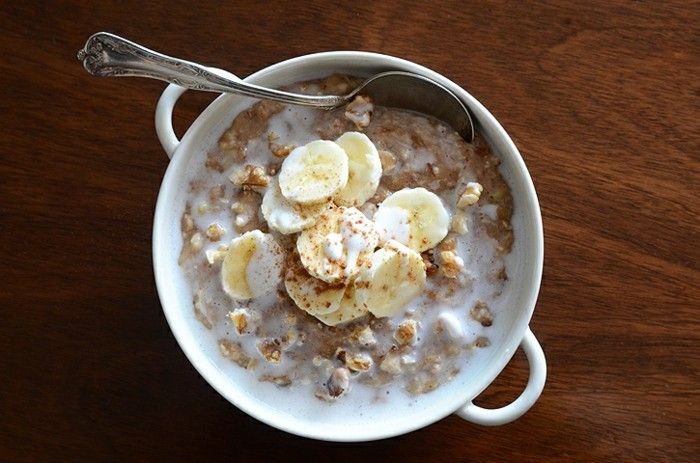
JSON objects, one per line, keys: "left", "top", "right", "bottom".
{"left": 1, "top": 1, "right": 698, "bottom": 461}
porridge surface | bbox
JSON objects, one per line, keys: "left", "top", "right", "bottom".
{"left": 178, "top": 75, "right": 514, "bottom": 402}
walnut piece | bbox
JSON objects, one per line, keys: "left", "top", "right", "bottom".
{"left": 394, "top": 320, "right": 417, "bottom": 345}
{"left": 229, "top": 164, "right": 270, "bottom": 190}
{"left": 257, "top": 339, "right": 282, "bottom": 363}
{"left": 421, "top": 252, "right": 438, "bottom": 276}
{"left": 219, "top": 340, "right": 257, "bottom": 369}
{"left": 345, "top": 353, "right": 373, "bottom": 372}
{"left": 259, "top": 374, "right": 292, "bottom": 387}
{"left": 271, "top": 144, "right": 295, "bottom": 158}
{"left": 470, "top": 300, "right": 493, "bottom": 327}
{"left": 438, "top": 237, "right": 457, "bottom": 252}
{"left": 228, "top": 308, "right": 249, "bottom": 334}
{"left": 206, "top": 223, "right": 225, "bottom": 242}
{"left": 439, "top": 250, "right": 464, "bottom": 278}
{"left": 457, "top": 182, "right": 483, "bottom": 208}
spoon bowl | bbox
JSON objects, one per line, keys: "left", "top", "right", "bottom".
{"left": 77, "top": 32, "right": 474, "bottom": 141}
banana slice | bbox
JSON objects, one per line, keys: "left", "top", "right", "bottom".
{"left": 261, "top": 178, "right": 330, "bottom": 234}
{"left": 353, "top": 240, "right": 426, "bottom": 318}
{"left": 374, "top": 188, "right": 450, "bottom": 252}
{"left": 284, "top": 257, "right": 345, "bottom": 315}
{"left": 334, "top": 132, "right": 382, "bottom": 207}
{"left": 297, "top": 206, "right": 379, "bottom": 284}
{"left": 313, "top": 284, "right": 369, "bottom": 326}
{"left": 278, "top": 140, "right": 349, "bottom": 205}
{"left": 221, "top": 230, "right": 284, "bottom": 300}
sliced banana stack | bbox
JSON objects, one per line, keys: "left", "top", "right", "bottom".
{"left": 353, "top": 240, "right": 427, "bottom": 318}
{"left": 278, "top": 140, "right": 349, "bottom": 205}
{"left": 261, "top": 178, "right": 330, "bottom": 234}
{"left": 334, "top": 132, "right": 382, "bottom": 207}
{"left": 373, "top": 187, "right": 450, "bottom": 252}
{"left": 221, "top": 230, "right": 284, "bottom": 300}
{"left": 215, "top": 130, "right": 457, "bottom": 326}
{"left": 297, "top": 206, "right": 379, "bottom": 284}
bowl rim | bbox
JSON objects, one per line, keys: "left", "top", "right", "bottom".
{"left": 152, "top": 50, "right": 544, "bottom": 441}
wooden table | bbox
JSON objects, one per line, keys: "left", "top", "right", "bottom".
{"left": 1, "top": 1, "right": 698, "bottom": 461}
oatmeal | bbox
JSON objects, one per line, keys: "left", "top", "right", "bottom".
{"left": 178, "top": 75, "right": 514, "bottom": 401}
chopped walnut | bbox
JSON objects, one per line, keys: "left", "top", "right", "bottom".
{"left": 394, "top": 320, "right": 417, "bottom": 345}
{"left": 206, "top": 223, "right": 225, "bottom": 242}
{"left": 219, "top": 340, "right": 257, "bottom": 369}
{"left": 229, "top": 164, "right": 270, "bottom": 190}
{"left": 474, "top": 336, "right": 490, "bottom": 348}
{"left": 336, "top": 349, "right": 372, "bottom": 372}
{"left": 228, "top": 308, "right": 249, "bottom": 334}
{"left": 327, "top": 367, "right": 350, "bottom": 397}
{"left": 257, "top": 339, "right": 282, "bottom": 363}
{"left": 450, "top": 212, "right": 469, "bottom": 234}
{"left": 267, "top": 163, "right": 280, "bottom": 176}
{"left": 439, "top": 250, "right": 464, "bottom": 278}
{"left": 438, "top": 237, "right": 457, "bottom": 252}
{"left": 259, "top": 374, "right": 292, "bottom": 387}
{"left": 378, "top": 150, "right": 397, "bottom": 171}
{"left": 421, "top": 251, "right": 438, "bottom": 276}
{"left": 345, "top": 354, "right": 373, "bottom": 372}
{"left": 344, "top": 95, "right": 373, "bottom": 129}
{"left": 457, "top": 182, "right": 483, "bottom": 208}
{"left": 470, "top": 300, "right": 493, "bottom": 327}
{"left": 271, "top": 144, "right": 294, "bottom": 158}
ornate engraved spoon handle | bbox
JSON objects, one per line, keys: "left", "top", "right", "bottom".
{"left": 77, "top": 32, "right": 343, "bottom": 108}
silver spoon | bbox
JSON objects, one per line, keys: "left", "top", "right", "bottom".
{"left": 77, "top": 32, "right": 474, "bottom": 141}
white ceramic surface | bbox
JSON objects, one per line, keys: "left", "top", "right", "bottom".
{"left": 152, "top": 52, "right": 546, "bottom": 441}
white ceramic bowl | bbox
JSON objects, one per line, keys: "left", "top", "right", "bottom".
{"left": 152, "top": 52, "right": 546, "bottom": 441}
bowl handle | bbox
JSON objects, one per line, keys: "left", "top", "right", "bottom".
{"left": 456, "top": 327, "right": 546, "bottom": 426}
{"left": 154, "top": 68, "right": 240, "bottom": 159}
{"left": 155, "top": 84, "right": 187, "bottom": 159}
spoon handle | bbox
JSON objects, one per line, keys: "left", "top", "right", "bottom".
{"left": 77, "top": 32, "right": 343, "bottom": 108}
